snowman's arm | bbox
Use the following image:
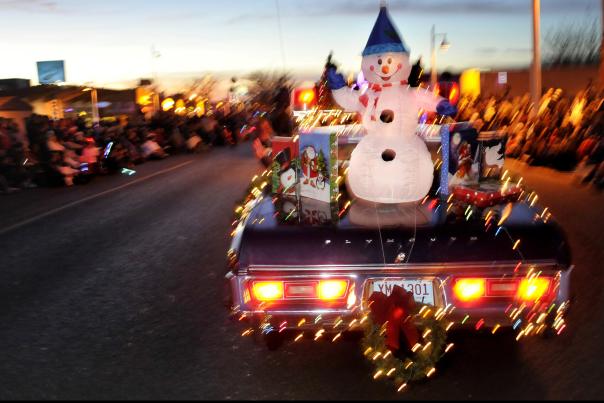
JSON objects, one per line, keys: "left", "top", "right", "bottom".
{"left": 332, "top": 87, "right": 365, "bottom": 113}
{"left": 411, "top": 88, "right": 445, "bottom": 112}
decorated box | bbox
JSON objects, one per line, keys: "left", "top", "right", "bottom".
{"left": 448, "top": 123, "right": 480, "bottom": 187}
{"left": 271, "top": 136, "right": 299, "bottom": 195}
{"left": 299, "top": 196, "right": 339, "bottom": 226}
{"left": 299, "top": 130, "right": 338, "bottom": 203}
{"left": 275, "top": 194, "right": 300, "bottom": 224}
{"left": 478, "top": 131, "right": 508, "bottom": 180}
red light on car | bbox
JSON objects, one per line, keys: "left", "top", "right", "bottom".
{"left": 453, "top": 278, "right": 485, "bottom": 302}
{"left": 317, "top": 280, "right": 348, "bottom": 300}
{"left": 252, "top": 281, "right": 284, "bottom": 301}
{"left": 517, "top": 277, "right": 551, "bottom": 302}
{"left": 298, "top": 89, "right": 316, "bottom": 105}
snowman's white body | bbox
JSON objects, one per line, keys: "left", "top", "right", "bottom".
{"left": 334, "top": 81, "right": 443, "bottom": 203}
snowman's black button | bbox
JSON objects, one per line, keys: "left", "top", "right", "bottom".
{"left": 380, "top": 109, "right": 394, "bottom": 123}
{"left": 382, "top": 149, "right": 396, "bottom": 162}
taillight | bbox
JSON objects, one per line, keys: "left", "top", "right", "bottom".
{"left": 252, "top": 281, "right": 284, "bottom": 301}
{"left": 250, "top": 279, "right": 349, "bottom": 302}
{"left": 453, "top": 278, "right": 485, "bottom": 302}
{"left": 517, "top": 277, "right": 551, "bottom": 302}
{"left": 452, "top": 276, "right": 554, "bottom": 304}
{"left": 317, "top": 280, "right": 348, "bottom": 300}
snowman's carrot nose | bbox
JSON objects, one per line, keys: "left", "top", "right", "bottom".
{"left": 381, "top": 65, "right": 390, "bottom": 74}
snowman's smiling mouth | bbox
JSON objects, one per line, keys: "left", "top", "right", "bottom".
{"left": 377, "top": 66, "right": 402, "bottom": 81}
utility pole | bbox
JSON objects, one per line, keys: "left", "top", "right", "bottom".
{"left": 600, "top": 0, "right": 604, "bottom": 89}
{"left": 91, "top": 88, "right": 100, "bottom": 126}
{"left": 431, "top": 25, "right": 437, "bottom": 88}
{"left": 530, "top": 0, "right": 542, "bottom": 116}
{"left": 151, "top": 45, "right": 161, "bottom": 113}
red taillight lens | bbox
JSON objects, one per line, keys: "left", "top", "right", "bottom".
{"left": 251, "top": 279, "right": 349, "bottom": 302}
{"left": 517, "top": 277, "right": 551, "bottom": 302}
{"left": 453, "top": 278, "right": 485, "bottom": 302}
{"left": 317, "top": 280, "right": 348, "bottom": 300}
{"left": 252, "top": 281, "right": 284, "bottom": 301}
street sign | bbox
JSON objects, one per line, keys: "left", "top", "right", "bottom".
{"left": 498, "top": 71, "right": 508, "bottom": 85}
{"left": 37, "top": 60, "right": 66, "bottom": 84}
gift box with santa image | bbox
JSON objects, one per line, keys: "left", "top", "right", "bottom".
{"left": 299, "top": 130, "right": 338, "bottom": 203}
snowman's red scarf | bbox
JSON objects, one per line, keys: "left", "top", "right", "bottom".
{"left": 358, "top": 80, "right": 409, "bottom": 121}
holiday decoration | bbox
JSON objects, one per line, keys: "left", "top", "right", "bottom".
{"left": 452, "top": 181, "right": 522, "bottom": 208}
{"left": 271, "top": 136, "right": 299, "bottom": 195}
{"left": 299, "top": 130, "right": 338, "bottom": 203}
{"left": 348, "top": 200, "right": 432, "bottom": 228}
{"left": 327, "top": 5, "right": 457, "bottom": 204}
{"left": 448, "top": 123, "right": 480, "bottom": 187}
{"left": 478, "top": 131, "right": 508, "bottom": 180}
{"left": 275, "top": 194, "right": 300, "bottom": 223}
{"left": 316, "top": 53, "right": 338, "bottom": 110}
{"left": 362, "top": 286, "right": 450, "bottom": 390}
{"left": 299, "top": 195, "right": 339, "bottom": 226}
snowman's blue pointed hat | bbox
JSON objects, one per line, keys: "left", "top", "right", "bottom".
{"left": 362, "top": 6, "right": 409, "bottom": 56}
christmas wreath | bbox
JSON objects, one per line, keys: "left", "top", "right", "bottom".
{"left": 361, "top": 285, "right": 451, "bottom": 391}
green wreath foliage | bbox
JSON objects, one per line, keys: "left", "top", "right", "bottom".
{"left": 361, "top": 305, "right": 449, "bottom": 388}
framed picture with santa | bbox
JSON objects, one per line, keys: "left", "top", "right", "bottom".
{"left": 271, "top": 136, "right": 299, "bottom": 195}
{"left": 299, "top": 131, "right": 338, "bottom": 203}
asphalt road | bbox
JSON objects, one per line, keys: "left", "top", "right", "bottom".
{"left": 0, "top": 145, "right": 603, "bottom": 400}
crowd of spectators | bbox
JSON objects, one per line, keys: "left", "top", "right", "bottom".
{"left": 0, "top": 105, "right": 252, "bottom": 193}
{"left": 4, "top": 85, "right": 604, "bottom": 194}
{"left": 456, "top": 86, "right": 604, "bottom": 188}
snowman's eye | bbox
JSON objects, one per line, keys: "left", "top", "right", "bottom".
{"left": 377, "top": 59, "right": 382, "bottom": 65}
{"left": 387, "top": 58, "right": 392, "bottom": 64}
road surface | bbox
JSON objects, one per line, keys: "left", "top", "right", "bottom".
{"left": 0, "top": 146, "right": 603, "bottom": 399}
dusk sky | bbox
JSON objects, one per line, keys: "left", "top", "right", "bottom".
{"left": 0, "top": 0, "right": 600, "bottom": 93}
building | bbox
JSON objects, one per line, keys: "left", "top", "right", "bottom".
{"left": 478, "top": 65, "right": 599, "bottom": 98}
{"left": 0, "top": 96, "right": 33, "bottom": 144}
{"left": 0, "top": 85, "right": 137, "bottom": 121}
{"left": 0, "top": 78, "right": 31, "bottom": 92}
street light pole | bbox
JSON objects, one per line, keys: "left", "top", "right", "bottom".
{"left": 430, "top": 25, "right": 450, "bottom": 88}
{"left": 530, "top": 0, "right": 542, "bottom": 116}
{"left": 431, "top": 24, "right": 437, "bottom": 88}
{"left": 91, "top": 87, "right": 100, "bottom": 126}
{"left": 84, "top": 84, "right": 100, "bottom": 126}
{"left": 600, "top": 0, "right": 604, "bottom": 89}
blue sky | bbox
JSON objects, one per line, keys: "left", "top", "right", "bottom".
{"left": 0, "top": 0, "right": 600, "bottom": 92}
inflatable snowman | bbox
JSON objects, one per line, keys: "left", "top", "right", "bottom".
{"left": 328, "top": 6, "right": 456, "bottom": 203}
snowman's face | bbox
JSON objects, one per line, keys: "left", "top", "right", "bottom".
{"left": 361, "top": 52, "right": 411, "bottom": 85}
{"left": 280, "top": 167, "right": 296, "bottom": 189}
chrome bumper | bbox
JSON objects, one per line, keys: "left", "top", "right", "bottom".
{"left": 227, "top": 261, "right": 572, "bottom": 331}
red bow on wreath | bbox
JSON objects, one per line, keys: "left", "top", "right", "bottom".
{"left": 368, "top": 285, "right": 420, "bottom": 353}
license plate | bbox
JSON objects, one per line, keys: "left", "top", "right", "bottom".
{"left": 370, "top": 279, "right": 435, "bottom": 306}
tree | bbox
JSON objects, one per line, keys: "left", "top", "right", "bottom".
{"left": 316, "top": 52, "right": 338, "bottom": 110}
{"left": 543, "top": 19, "right": 600, "bottom": 66}
{"left": 246, "top": 71, "right": 297, "bottom": 112}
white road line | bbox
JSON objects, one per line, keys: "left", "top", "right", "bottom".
{"left": 0, "top": 160, "right": 194, "bottom": 236}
